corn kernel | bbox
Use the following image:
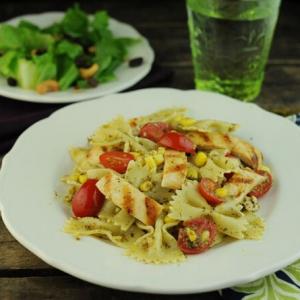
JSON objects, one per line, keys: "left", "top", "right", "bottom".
{"left": 201, "top": 230, "right": 210, "bottom": 242}
{"left": 186, "top": 227, "right": 197, "bottom": 242}
{"left": 173, "top": 115, "right": 183, "bottom": 123}
{"left": 78, "top": 174, "right": 88, "bottom": 184}
{"left": 153, "top": 153, "right": 164, "bottom": 165}
{"left": 194, "top": 151, "right": 207, "bottom": 167}
{"left": 129, "top": 152, "right": 140, "bottom": 160}
{"left": 164, "top": 215, "right": 176, "bottom": 224}
{"left": 215, "top": 187, "right": 228, "bottom": 198}
{"left": 187, "top": 167, "right": 198, "bottom": 179}
{"left": 158, "top": 147, "right": 166, "bottom": 154}
{"left": 259, "top": 164, "right": 271, "bottom": 173}
{"left": 145, "top": 156, "right": 157, "bottom": 172}
{"left": 179, "top": 118, "right": 197, "bottom": 127}
{"left": 69, "top": 172, "right": 79, "bottom": 182}
{"left": 139, "top": 181, "right": 153, "bottom": 192}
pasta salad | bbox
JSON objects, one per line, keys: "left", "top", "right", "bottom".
{"left": 62, "top": 108, "right": 272, "bottom": 264}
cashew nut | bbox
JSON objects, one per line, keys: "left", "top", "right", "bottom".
{"left": 80, "top": 63, "right": 99, "bottom": 79}
{"left": 36, "top": 80, "right": 59, "bottom": 94}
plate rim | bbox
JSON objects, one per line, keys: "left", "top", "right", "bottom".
{"left": 1, "top": 88, "right": 300, "bottom": 294}
{"left": 0, "top": 11, "right": 155, "bottom": 104}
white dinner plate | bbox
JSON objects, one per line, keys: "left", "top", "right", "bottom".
{"left": 0, "top": 12, "right": 154, "bottom": 103}
{"left": 1, "top": 88, "right": 300, "bottom": 294}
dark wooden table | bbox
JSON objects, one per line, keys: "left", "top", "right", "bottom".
{"left": 0, "top": 0, "right": 299, "bottom": 299}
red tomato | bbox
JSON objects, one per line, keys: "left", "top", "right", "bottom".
{"left": 72, "top": 179, "right": 105, "bottom": 217}
{"left": 248, "top": 170, "right": 272, "bottom": 198}
{"left": 158, "top": 131, "right": 195, "bottom": 154}
{"left": 177, "top": 217, "right": 217, "bottom": 254}
{"left": 99, "top": 151, "right": 134, "bottom": 174}
{"left": 198, "top": 178, "right": 223, "bottom": 206}
{"left": 139, "top": 122, "right": 170, "bottom": 142}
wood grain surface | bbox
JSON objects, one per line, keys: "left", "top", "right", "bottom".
{"left": 0, "top": 0, "right": 299, "bottom": 299}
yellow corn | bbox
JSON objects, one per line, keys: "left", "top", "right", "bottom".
{"left": 215, "top": 187, "right": 228, "bottom": 198}
{"left": 78, "top": 174, "right": 88, "bottom": 184}
{"left": 186, "top": 227, "right": 197, "bottom": 242}
{"left": 179, "top": 118, "right": 197, "bottom": 127}
{"left": 194, "top": 151, "right": 207, "bottom": 167}
{"left": 158, "top": 147, "right": 165, "bottom": 154}
{"left": 145, "top": 156, "right": 157, "bottom": 172}
{"left": 153, "top": 153, "right": 164, "bottom": 165}
{"left": 164, "top": 215, "right": 176, "bottom": 224}
{"left": 69, "top": 172, "right": 79, "bottom": 182}
{"left": 139, "top": 181, "right": 153, "bottom": 192}
{"left": 259, "top": 164, "right": 271, "bottom": 173}
{"left": 129, "top": 152, "right": 140, "bottom": 160}
{"left": 201, "top": 230, "right": 210, "bottom": 242}
{"left": 187, "top": 166, "right": 198, "bottom": 179}
{"left": 173, "top": 115, "right": 183, "bottom": 123}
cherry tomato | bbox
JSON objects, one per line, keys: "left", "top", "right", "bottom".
{"left": 72, "top": 179, "right": 105, "bottom": 217}
{"left": 158, "top": 131, "right": 196, "bottom": 154}
{"left": 198, "top": 178, "right": 223, "bottom": 206}
{"left": 248, "top": 170, "right": 272, "bottom": 198}
{"left": 99, "top": 151, "right": 134, "bottom": 174}
{"left": 139, "top": 122, "right": 170, "bottom": 142}
{"left": 177, "top": 217, "right": 217, "bottom": 254}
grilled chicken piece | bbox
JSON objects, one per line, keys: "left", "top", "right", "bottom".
{"left": 223, "top": 168, "right": 266, "bottom": 201}
{"left": 161, "top": 150, "right": 187, "bottom": 189}
{"left": 186, "top": 131, "right": 262, "bottom": 170}
{"left": 96, "top": 171, "right": 162, "bottom": 226}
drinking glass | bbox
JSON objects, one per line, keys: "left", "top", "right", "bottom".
{"left": 186, "top": 0, "right": 281, "bottom": 101}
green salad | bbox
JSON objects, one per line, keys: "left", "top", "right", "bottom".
{"left": 0, "top": 5, "right": 142, "bottom": 94}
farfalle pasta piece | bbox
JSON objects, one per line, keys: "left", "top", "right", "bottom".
{"left": 111, "top": 209, "right": 135, "bottom": 231}
{"left": 212, "top": 212, "right": 249, "bottom": 239}
{"left": 243, "top": 212, "right": 265, "bottom": 240}
{"left": 130, "top": 107, "right": 187, "bottom": 132}
{"left": 209, "top": 149, "right": 241, "bottom": 171}
{"left": 125, "top": 160, "right": 150, "bottom": 188}
{"left": 198, "top": 158, "right": 231, "bottom": 183}
{"left": 98, "top": 199, "right": 135, "bottom": 231}
{"left": 214, "top": 198, "right": 244, "bottom": 218}
{"left": 64, "top": 217, "right": 123, "bottom": 246}
{"left": 126, "top": 217, "right": 185, "bottom": 264}
{"left": 68, "top": 146, "right": 103, "bottom": 172}
{"left": 168, "top": 181, "right": 212, "bottom": 221}
{"left": 146, "top": 173, "right": 174, "bottom": 204}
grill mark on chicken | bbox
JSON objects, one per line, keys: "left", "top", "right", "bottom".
{"left": 102, "top": 172, "right": 112, "bottom": 194}
{"left": 223, "top": 134, "right": 232, "bottom": 146}
{"left": 167, "top": 163, "right": 187, "bottom": 174}
{"left": 229, "top": 176, "right": 254, "bottom": 184}
{"left": 145, "top": 197, "right": 158, "bottom": 226}
{"left": 122, "top": 185, "right": 134, "bottom": 215}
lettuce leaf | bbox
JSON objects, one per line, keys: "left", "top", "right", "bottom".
{"left": 56, "top": 40, "right": 83, "bottom": 59}
{"left": 0, "top": 50, "right": 23, "bottom": 78}
{"left": 0, "top": 24, "right": 54, "bottom": 51}
{"left": 18, "top": 20, "right": 40, "bottom": 31}
{"left": 33, "top": 52, "right": 57, "bottom": 84}
{"left": 61, "top": 4, "right": 88, "bottom": 38}
{"left": 58, "top": 58, "right": 79, "bottom": 90}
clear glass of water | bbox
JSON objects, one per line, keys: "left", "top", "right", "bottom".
{"left": 186, "top": 0, "right": 281, "bottom": 101}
